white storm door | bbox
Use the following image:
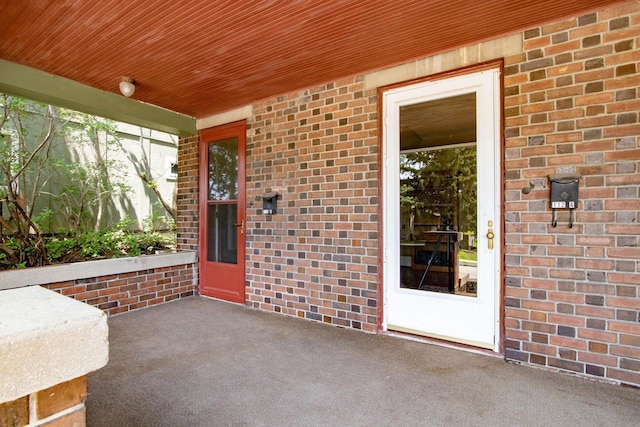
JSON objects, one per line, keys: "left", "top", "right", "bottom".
{"left": 382, "top": 69, "right": 501, "bottom": 350}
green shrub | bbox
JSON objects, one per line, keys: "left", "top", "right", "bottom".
{"left": 45, "top": 236, "right": 78, "bottom": 262}
{"left": 2, "top": 217, "right": 175, "bottom": 270}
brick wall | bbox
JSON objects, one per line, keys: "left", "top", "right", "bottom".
{"left": 44, "top": 263, "right": 196, "bottom": 315}
{"left": 0, "top": 376, "right": 87, "bottom": 427}
{"left": 180, "top": 1, "right": 639, "bottom": 387}
{"left": 177, "top": 135, "right": 200, "bottom": 252}
{"left": 503, "top": 1, "right": 640, "bottom": 386}
{"left": 244, "top": 78, "right": 380, "bottom": 332}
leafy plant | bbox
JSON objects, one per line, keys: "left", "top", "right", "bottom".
{"left": 40, "top": 224, "right": 175, "bottom": 267}
{"left": 400, "top": 145, "right": 477, "bottom": 234}
{"left": 143, "top": 210, "right": 175, "bottom": 232}
{"left": 45, "top": 236, "right": 78, "bottom": 262}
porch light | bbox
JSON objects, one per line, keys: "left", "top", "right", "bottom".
{"left": 119, "top": 77, "right": 136, "bottom": 97}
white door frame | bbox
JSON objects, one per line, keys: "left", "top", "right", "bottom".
{"left": 381, "top": 68, "right": 502, "bottom": 352}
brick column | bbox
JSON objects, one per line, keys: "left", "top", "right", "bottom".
{"left": 0, "top": 377, "right": 87, "bottom": 427}
{"left": 177, "top": 134, "right": 200, "bottom": 252}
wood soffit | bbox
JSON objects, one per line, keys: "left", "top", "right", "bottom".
{"left": 0, "top": 0, "right": 625, "bottom": 119}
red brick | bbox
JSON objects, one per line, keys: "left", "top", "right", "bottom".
{"left": 0, "top": 396, "right": 29, "bottom": 426}
{"left": 544, "top": 40, "right": 581, "bottom": 55}
{"left": 606, "top": 199, "right": 640, "bottom": 210}
{"left": 546, "top": 132, "right": 582, "bottom": 143}
{"left": 608, "top": 368, "right": 640, "bottom": 386}
{"left": 577, "top": 329, "right": 618, "bottom": 343}
{"left": 588, "top": 341, "right": 609, "bottom": 354}
{"left": 36, "top": 376, "right": 86, "bottom": 420}
{"left": 521, "top": 123, "right": 556, "bottom": 135}
{"left": 604, "top": 124, "right": 640, "bottom": 138}
{"left": 547, "top": 154, "right": 584, "bottom": 166}
{"left": 542, "top": 18, "right": 577, "bottom": 34}
{"left": 522, "top": 300, "right": 556, "bottom": 312}
{"left": 523, "top": 36, "right": 552, "bottom": 50}
{"left": 548, "top": 314, "right": 585, "bottom": 327}
{"left": 608, "top": 273, "right": 640, "bottom": 285}
{"left": 611, "top": 345, "right": 640, "bottom": 359}
{"left": 574, "top": 92, "right": 615, "bottom": 106}
{"left": 523, "top": 341, "right": 556, "bottom": 356}
{"left": 549, "top": 336, "right": 587, "bottom": 350}
{"left": 605, "top": 296, "right": 640, "bottom": 310}
{"left": 576, "top": 306, "right": 615, "bottom": 319}
{"left": 40, "top": 407, "right": 86, "bottom": 427}
{"left": 578, "top": 351, "right": 618, "bottom": 367}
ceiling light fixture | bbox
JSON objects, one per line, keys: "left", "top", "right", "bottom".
{"left": 119, "top": 77, "right": 136, "bottom": 97}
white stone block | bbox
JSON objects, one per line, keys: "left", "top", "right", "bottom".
{"left": 0, "top": 286, "right": 108, "bottom": 402}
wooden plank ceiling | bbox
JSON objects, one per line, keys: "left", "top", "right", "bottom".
{"left": 0, "top": 0, "right": 624, "bottom": 119}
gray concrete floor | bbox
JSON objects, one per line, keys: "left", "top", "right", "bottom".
{"left": 87, "top": 297, "right": 640, "bottom": 426}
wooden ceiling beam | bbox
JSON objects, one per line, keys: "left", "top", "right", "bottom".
{"left": 0, "top": 60, "right": 196, "bottom": 137}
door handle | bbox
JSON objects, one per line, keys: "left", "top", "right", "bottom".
{"left": 234, "top": 220, "right": 244, "bottom": 235}
{"left": 486, "top": 220, "right": 494, "bottom": 250}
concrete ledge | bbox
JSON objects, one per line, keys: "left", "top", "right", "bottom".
{"left": 0, "top": 286, "right": 108, "bottom": 402}
{"left": 364, "top": 33, "right": 522, "bottom": 90}
{"left": 0, "top": 251, "right": 197, "bottom": 291}
{"left": 196, "top": 105, "right": 253, "bottom": 130}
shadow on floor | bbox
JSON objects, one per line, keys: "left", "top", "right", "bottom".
{"left": 87, "top": 297, "right": 639, "bottom": 426}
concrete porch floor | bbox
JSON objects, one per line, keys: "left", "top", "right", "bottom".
{"left": 87, "top": 297, "right": 639, "bottom": 426}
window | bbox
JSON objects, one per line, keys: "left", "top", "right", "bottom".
{"left": 166, "top": 158, "right": 178, "bottom": 181}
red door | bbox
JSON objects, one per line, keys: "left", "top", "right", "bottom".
{"left": 199, "top": 121, "right": 246, "bottom": 303}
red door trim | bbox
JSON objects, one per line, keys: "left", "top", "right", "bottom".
{"left": 198, "top": 120, "right": 246, "bottom": 303}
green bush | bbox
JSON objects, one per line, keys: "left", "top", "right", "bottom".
{"left": 45, "top": 236, "right": 78, "bottom": 262}
{"left": 2, "top": 213, "right": 176, "bottom": 270}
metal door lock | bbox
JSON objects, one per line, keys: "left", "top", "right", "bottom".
{"left": 487, "top": 220, "right": 494, "bottom": 250}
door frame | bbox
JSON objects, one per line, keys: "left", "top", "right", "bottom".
{"left": 198, "top": 120, "right": 247, "bottom": 304}
{"left": 377, "top": 61, "right": 504, "bottom": 353}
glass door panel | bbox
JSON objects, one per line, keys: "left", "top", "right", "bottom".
{"left": 207, "top": 138, "right": 238, "bottom": 265}
{"left": 208, "top": 138, "right": 238, "bottom": 200}
{"left": 207, "top": 203, "right": 237, "bottom": 264}
{"left": 399, "top": 141, "right": 477, "bottom": 297}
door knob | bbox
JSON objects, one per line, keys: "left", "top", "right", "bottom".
{"left": 234, "top": 220, "right": 244, "bottom": 235}
{"left": 487, "top": 220, "right": 494, "bottom": 250}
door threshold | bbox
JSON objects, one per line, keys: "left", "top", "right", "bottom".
{"left": 384, "top": 329, "right": 503, "bottom": 359}
{"left": 200, "top": 294, "right": 246, "bottom": 306}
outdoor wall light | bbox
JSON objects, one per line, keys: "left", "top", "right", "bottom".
{"left": 119, "top": 77, "right": 136, "bottom": 97}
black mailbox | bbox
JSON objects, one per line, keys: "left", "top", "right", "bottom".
{"left": 548, "top": 174, "right": 581, "bottom": 228}
{"left": 262, "top": 192, "right": 278, "bottom": 215}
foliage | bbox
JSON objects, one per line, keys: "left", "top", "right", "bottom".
{"left": 143, "top": 209, "right": 175, "bottom": 232}
{"left": 51, "top": 112, "right": 131, "bottom": 233}
{"left": 400, "top": 145, "right": 477, "bottom": 234}
{"left": 0, "top": 95, "right": 59, "bottom": 267}
{"left": 208, "top": 140, "right": 238, "bottom": 200}
{"left": 140, "top": 173, "right": 176, "bottom": 221}
{"left": 459, "top": 249, "right": 478, "bottom": 262}
{"left": 38, "top": 217, "right": 176, "bottom": 268}
{"left": 0, "top": 94, "right": 176, "bottom": 270}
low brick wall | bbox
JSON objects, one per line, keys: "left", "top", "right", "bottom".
{"left": 44, "top": 263, "right": 197, "bottom": 316}
{"left": 1, "top": 252, "right": 198, "bottom": 316}
{"left": 0, "top": 377, "right": 87, "bottom": 427}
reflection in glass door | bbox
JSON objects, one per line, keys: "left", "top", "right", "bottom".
{"left": 399, "top": 140, "right": 477, "bottom": 297}
{"left": 207, "top": 138, "right": 239, "bottom": 265}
